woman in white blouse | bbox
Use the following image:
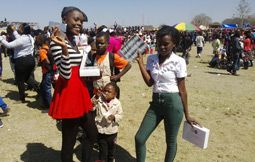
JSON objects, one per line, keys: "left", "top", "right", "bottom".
{"left": 0, "top": 24, "right": 39, "bottom": 102}
{"left": 135, "top": 25, "right": 199, "bottom": 162}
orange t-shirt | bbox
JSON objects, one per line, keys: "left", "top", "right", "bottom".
{"left": 39, "top": 44, "right": 50, "bottom": 74}
{"left": 95, "top": 52, "right": 128, "bottom": 69}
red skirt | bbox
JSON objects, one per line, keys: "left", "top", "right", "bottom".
{"left": 48, "top": 66, "right": 92, "bottom": 119}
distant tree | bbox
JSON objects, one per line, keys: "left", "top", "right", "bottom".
{"left": 209, "top": 22, "right": 221, "bottom": 28}
{"left": 191, "top": 13, "right": 212, "bottom": 27}
{"left": 236, "top": 0, "right": 251, "bottom": 27}
{"left": 247, "top": 15, "right": 255, "bottom": 26}
{"left": 222, "top": 18, "right": 242, "bottom": 25}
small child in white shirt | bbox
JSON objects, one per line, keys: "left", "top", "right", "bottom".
{"left": 92, "top": 82, "right": 123, "bottom": 162}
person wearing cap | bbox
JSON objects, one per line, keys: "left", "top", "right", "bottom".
{"left": 49, "top": 6, "right": 98, "bottom": 162}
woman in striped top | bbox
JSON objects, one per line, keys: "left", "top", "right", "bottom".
{"left": 49, "top": 6, "right": 98, "bottom": 162}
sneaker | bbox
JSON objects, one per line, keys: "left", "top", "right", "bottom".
{"left": 0, "top": 119, "right": 3, "bottom": 128}
{"left": 3, "top": 108, "right": 10, "bottom": 116}
{"left": 0, "top": 107, "right": 10, "bottom": 117}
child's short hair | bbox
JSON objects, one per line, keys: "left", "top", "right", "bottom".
{"left": 96, "top": 31, "right": 110, "bottom": 43}
{"left": 105, "top": 82, "right": 119, "bottom": 95}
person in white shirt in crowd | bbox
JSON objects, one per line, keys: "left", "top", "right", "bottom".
{"left": 92, "top": 82, "right": 123, "bottom": 162}
{"left": 0, "top": 24, "right": 39, "bottom": 102}
{"left": 195, "top": 31, "right": 205, "bottom": 58}
{"left": 135, "top": 25, "right": 199, "bottom": 162}
{"left": 78, "top": 28, "right": 89, "bottom": 46}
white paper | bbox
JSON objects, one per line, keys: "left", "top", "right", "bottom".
{"left": 79, "top": 47, "right": 100, "bottom": 77}
{"left": 182, "top": 121, "right": 210, "bottom": 149}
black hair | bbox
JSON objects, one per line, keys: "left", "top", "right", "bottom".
{"left": 22, "top": 23, "right": 31, "bottom": 35}
{"left": 96, "top": 31, "right": 110, "bottom": 43}
{"left": 234, "top": 30, "right": 241, "bottom": 37}
{"left": 61, "top": 6, "right": 88, "bottom": 22}
{"left": 97, "top": 25, "right": 108, "bottom": 33}
{"left": 244, "top": 31, "right": 251, "bottom": 38}
{"left": 156, "top": 25, "right": 180, "bottom": 47}
{"left": 36, "top": 34, "right": 50, "bottom": 47}
{"left": 105, "top": 82, "right": 119, "bottom": 95}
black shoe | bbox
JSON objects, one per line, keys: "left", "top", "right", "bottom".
{"left": 231, "top": 72, "right": 239, "bottom": 76}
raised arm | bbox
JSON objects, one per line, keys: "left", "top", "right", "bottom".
{"left": 49, "top": 27, "right": 72, "bottom": 79}
{"left": 0, "top": 36, "right": 23, "bottom": 49}
{"left": 136, "top": 53, "right": 154, "bottom": 87}
{"left": 50, "top": 42, "right": 72, "bottom": 79}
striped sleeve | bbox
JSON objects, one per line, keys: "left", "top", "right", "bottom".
{"left": 50, "top": 41, "right": 72, "bottom": 79}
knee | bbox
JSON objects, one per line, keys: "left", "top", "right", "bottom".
{"left": 135, "top": 133, "right": 145, "bottom": 146}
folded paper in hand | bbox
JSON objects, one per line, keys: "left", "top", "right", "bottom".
{"left": 119, "top": 35, "right": 148, "bottom": 62}
{"left": 182, "top": 121, "right": 210, "bottom": 149}
{"left": 79, "top": 47, "right": 100, "bottom": 77}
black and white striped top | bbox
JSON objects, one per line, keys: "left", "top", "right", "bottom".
{"left": 50, "top": 41, "right": 83, "bottom": 79}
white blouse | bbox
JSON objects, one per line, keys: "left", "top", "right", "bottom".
{"left": 146, "top": 53, "right": 187, "bottom": 93}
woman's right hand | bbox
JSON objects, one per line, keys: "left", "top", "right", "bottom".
{"left": 135, "top": 51, "right": 144, "bottom": 64}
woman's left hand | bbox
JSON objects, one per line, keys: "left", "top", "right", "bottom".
{"left": 50, "top": 27, "right": 66, "bottom": 47}
{"left": 185, "top": 115, "right": 201, "bottom": 127}
{"left": 135, "top": 51, "right": 144, "bottom": 64}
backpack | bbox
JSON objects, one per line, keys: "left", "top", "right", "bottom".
{"left": 108, "top": 52, "right": 121, "bottom": 82}
{"left": 87, "top": 52, "right": 121, "bottom": 82}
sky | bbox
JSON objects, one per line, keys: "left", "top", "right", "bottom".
{"left": 0, "top": 0, "right": 255, "bottom": 29}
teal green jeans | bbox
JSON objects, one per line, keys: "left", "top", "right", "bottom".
{"left": 135, "top": 93, "right": 184, "bottom": 162}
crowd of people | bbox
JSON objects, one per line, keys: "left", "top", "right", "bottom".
{"left": 0, "top": 5, "right": 255, "bottom": 162}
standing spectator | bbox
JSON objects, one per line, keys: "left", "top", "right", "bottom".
{"left": 0, "top": 32, "right": 7, "bottom": 80}
{"left": 92, "top": 82, "right": 123, "bottom": 162}
{"left": 92, "top": 31, "right": 131, "bottom": 98}
{"left": 209, "top": 34, "right": 221, "bottom": 67}
{"left": 195, "top": 31, "right": 205, "bottom": 58}
{"left": 36, "top": 34, "right": 52, "bottom": 108}
{"left": 135, "top": 25, "right": 199, "bottom": 162}
{"left": 228, "top": 31, "right": 243, "bottom": 75}
{"left": 180, "top": 32, "right": 193, "bottom": 64}
{"left": 0, "top": 44, "right": 2, "bottom": 80}
{"left": 242, "top": 31, "right": 253, "bottom": 68}
{"left": 49, "top": 6, "right": 98, "bottom": 162}
{"left": 0, "top": 24, "right": 39, "bottom": 102}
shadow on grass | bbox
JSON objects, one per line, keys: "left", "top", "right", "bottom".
{"left": 20, "top": 143, "right": 60, "bottom": 162}
{"left": 4, "top": 90, "right": 47, "bottom": 112}
{"left": 1, "top": 78, "right": 16, "bottom": 85}
{"left": 20, "top": 141, "right": 135, "bottom": 162}
{"left": 5, "top": 90, "right": 19, "bottom": 101}
{"left": 74, "top": 142, "right": 136, "bottom": 162}
{"left": 206, "top": 71, "right": 230, "bottom": 76}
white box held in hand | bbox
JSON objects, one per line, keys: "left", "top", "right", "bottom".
{"left": 79, "top": 46, "right": 100, "bottom": 77}
{"left": 182, "top": 121, "right": 210, "bottom": 149}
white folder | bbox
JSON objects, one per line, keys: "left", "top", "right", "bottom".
{"left": 79, "top": 46, "right": 100, "bottom": 77}
{"left": 182, "top": 121, "right": 210, "bottom": 149}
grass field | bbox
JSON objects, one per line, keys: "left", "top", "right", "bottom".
{"left": 0, "top": 43, "right": 255, "bottom": 162}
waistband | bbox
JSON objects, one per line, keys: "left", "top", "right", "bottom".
{"left": 152, "top": 93, "right": 179, "bottom": 104}
{"left": 15, "top": 54, "right": 33, "bottom": 59}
